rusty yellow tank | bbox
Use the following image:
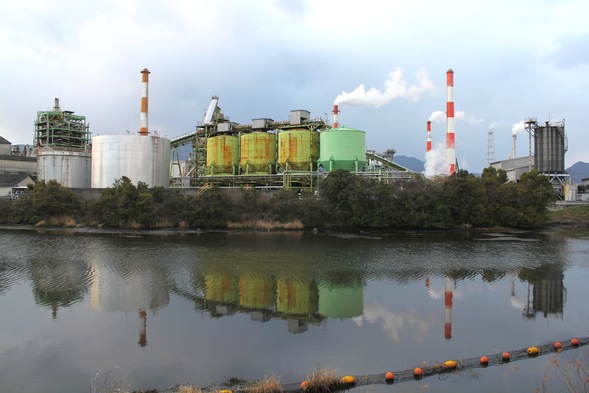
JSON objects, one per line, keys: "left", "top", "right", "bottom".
{"left": 239, "top": 132, "right": 276, "bottom": 174}
{"left": 206, "top": 135, "right": 239, "bottom": 175}
{"left": 277, "top": 129, "right": 319, "bottom": 171}
{"left": 276, "top": 278, "right": 317, "bottom": 315}
{"left": 238, "top": 273, "right": 275, "bottom": 309}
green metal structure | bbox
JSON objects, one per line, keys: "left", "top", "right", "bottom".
{"left": 34, "top": 98, "right": 91, "bottom": 149}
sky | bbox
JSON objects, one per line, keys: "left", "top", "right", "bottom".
{"left": 1, "top": 0, "right": 588, "bottom": 174}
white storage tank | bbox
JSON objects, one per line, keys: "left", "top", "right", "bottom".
{"left": 37, "top": 147, "right": 92, "bottom": 188}
{"left": 91, "top": 134, "right": 170, "bottom": 188}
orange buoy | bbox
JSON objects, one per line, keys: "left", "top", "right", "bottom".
{"left": 480, "top": 356, "right": 489, "bottom": 367}
{"left": 300, "top": 381, "right": 309, "bottom": 390}
{"left": 385, "top": 372, "right": 395, "bottom": 383}
{"left": 527, "top": 347, "right": 539, "bottom": 356}
{"left": 502, "top": 352, "right": 511, "bottom": 362}
{"left": 414, "top": 367, "right": 423, "bottom": 379}
{"left": 340, "top": 376, "right": 355, "bottom": 385}
{"left": 572, "top": 338, "right": 580, "bottom": 346}
{"left": 554, "top": 341, "right": 563, "bottom": 350}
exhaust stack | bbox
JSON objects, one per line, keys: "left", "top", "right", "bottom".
{"left": 426, "top": 121, "right": 432, "bottom": 152}
{"left": 139, "top": 68, "right": 151, "bottom": 136}
{"left": 333, "top": 104, "right": 339, "bottom": 128}
{"left": 446, "top": 69, "right": 455, "bottom": 175}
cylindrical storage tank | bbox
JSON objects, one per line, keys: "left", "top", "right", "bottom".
{"left": 277, "top": 129, "right": 319, "bottom": 171}
{"left": 238, "top": 273, "right": 275, "bottom": 309}
{"left": 317, "top": 127, "right": 367, "bottom": 172}
{"left": 276, "top": 278, "right": 317, "bottom": 315}
{"left": 239, "top": 132, "right": 276, "bottom": 174}
{"left": 534, "top": 123, "right": 565, "bottom": 173}
{"left": 37, "top": 147, "right": 92, "bottom": 188}
{"left": 91, "top": 135, "right": 170, "bottom": 188}
{"left": 206, "top": 135, "right": 239, "bottom": 175}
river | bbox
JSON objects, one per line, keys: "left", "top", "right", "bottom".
{"left": 0, "top": 226, "right": 588, "bottom": 393}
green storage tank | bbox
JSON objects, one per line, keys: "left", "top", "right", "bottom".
{"left": 277, "top": 129, "right": 319, "bottom": 171}
{"left": 317, "top": 127, "right": 367, "bottom": 172}
{"left": 206, "top": 135, "right": 239, "bottom": 175}
{"left": 239, "top": 132, "right": 276, "bottom": 174}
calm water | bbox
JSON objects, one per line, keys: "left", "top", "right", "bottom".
{"left": 1, "top": 227, "right": 589, "bottom": 393}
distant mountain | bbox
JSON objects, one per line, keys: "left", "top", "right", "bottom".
{"left": 567, "top": 161, "right": 589, "bottom": 183}
{"left": 393, "top": 155, "right": 425, "bottom": 172}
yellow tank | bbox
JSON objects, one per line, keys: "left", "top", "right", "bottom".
{"left": 204, "top": 272, "right": 238, "bottom": 303}
{"left": 277, "top": 129, "right": 319, "bottom": 171}
{"left": 206, "top": 135, "right": 239, "bottom": 175}
{"left": 238, "top": 273, "right": 275, "bottom": 309}
{"left": 276, "top": 278, "right": 317, "bottom": 315}
{"left": 239, "top": 132, "right": 276, "bottom": 174}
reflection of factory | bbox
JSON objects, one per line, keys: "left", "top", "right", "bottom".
{"left": 89, "top": 258, "right": 170, "bottom": 347}
{"left": 490, "top": 118, "right": 572, "bottom": 200}
{"left": 519, "top": 267, "right": 566, "bottom": 319}
{"left": 181, "top": 269, "right": 365, "bottom": 334}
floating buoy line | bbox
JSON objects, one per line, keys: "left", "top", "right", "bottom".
{"left": 206, "top": 337, "right": 588, "bottom": 393}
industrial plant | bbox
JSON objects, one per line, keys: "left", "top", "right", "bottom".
{"left": 0, "top": 67, "right": 586, "bottom": 202}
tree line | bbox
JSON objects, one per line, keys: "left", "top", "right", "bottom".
{"left": 0, "top": 168, "right": 556, "bottom": 230}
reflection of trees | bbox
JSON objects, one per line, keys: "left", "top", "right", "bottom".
{"left": 29, "top": 258, "right": 90, "bottom": 319}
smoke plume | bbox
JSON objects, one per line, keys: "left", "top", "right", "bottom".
{"left": 334, "top": 67, "right": 434, "bottom": 107}
{"left": 428, "top": 110, "right": 445, "bottom": 122}
{"left": 423, "top": 142, "right": 448, "bottom": 178}
{"left": 512, "top": 120, "right": 525, "bottom": 135}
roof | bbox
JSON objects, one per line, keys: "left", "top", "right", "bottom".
{"left": 0, "top": 136, "right": 11, "bottom": 145}
{"left": 0, "top": 173, "right": 34, "bottom": 187}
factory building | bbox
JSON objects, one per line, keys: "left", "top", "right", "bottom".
{"left": 0, "top": 136, "right": 36, "bottom": 199}
{"left": 490, "top": 118, "right": 572, "bottom": 200}
{"left": 34, "top": 98, "right": 92, "bottom": 188}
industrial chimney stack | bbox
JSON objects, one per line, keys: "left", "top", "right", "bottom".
{"left": 333, "top": 104, "right": 340, "bottom": 128}
{"left": 426, "top": 121, "right": 432, "bottom": 153}
{"left": 446, "top": 69, "right": 455, "bottom": 175}
{"left": 139, "top": 68, "right": 150, "bottom": 136}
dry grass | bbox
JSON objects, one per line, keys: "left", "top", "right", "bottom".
{"left": 178, "top": 386, "right": 203, "bottom": 393}
{"left": 35, "top": 215, "right": 78, "bottom": 227}
{"left": 538, "top": 347, "right": 589, "bottom": 392}
{"left": 243, "top": 375, "right": 285, "bottom": 393}
{"left": 302, "top": 368, "right": 342, "bottom": 392}
{"left": 548, "top": 206, "right": 589, "bottom": 222}
{"left": 227, "top": 219, "right": 304, "bottom": 230}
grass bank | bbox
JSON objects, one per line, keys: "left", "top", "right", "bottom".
{"left": 547, "top": 205, "right": 589, "bottom": 226}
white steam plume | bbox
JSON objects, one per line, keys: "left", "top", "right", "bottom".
{"left": 512, "top": 120, "right": 525, "bottom": 135}
{"left": 428, "top": 110, "right": 445, "bottom": 123}
{"left": 334, "top": 67, "right": 434, "bottom": 107}
{"left": 489, "top": 122, "right": 499, "bottom": 129}
{"left": 423, "top": 142, "right": 448, "bottom": 178}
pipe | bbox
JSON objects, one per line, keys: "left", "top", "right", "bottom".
{"left": 333, "top": 104, "right": 339, "bottom": 128}
{"left": 426, "top": 121, "right": 432, "bottom": 153}
{"left": 139, "top": 68, "right": 150, "bottom": 136}
{"left": 446, "top": 69, "right": 455, "bottom": 175}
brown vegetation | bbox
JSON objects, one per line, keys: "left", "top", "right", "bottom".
{"left": 227, "top": 219, "right": 304, "bottom": 230}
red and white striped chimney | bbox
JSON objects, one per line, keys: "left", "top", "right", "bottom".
{"left": 444, "top": 277, "right": 453, "bottom": 340}
{"left": 139, "top": 68, "right": 150, "bottom": 136}
{"left": 426, "top": 121, "right": 432, "bottom": 153}
{"left": 333, "top": 104, "right": 340, "bottom": 128}
{"left": 446, "top": 69, "right": 455, "bottom": 175}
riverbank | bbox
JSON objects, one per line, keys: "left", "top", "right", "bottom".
{"left": 547, "top": 205, "right": 589, "bottom": 228}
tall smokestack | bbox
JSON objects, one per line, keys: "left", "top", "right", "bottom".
{"left": 53, "top": 98, "right": 61, "bottom": 112}
{"left": 426, "top": 121, "right": 432, "bottom": 152}
{"left": 444, "top": 276, "right": 453, "bottom": 340}
{"left": 139, "top": 68, "right": 151, "bottom": 136}
{"left": 512, "top": 133, "right": 517, "bottom": 159}
{"left": 446, "top": 69, "right": 455, "bottom": 175}
{"left": 333, "top": 104, "right": 339, "bottom": 128}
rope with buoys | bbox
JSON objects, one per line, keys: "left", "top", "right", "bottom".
{"left": 201, "top": 337, "right": 588, "bottom": 393}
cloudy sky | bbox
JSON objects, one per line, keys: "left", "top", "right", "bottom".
{"left": 1, "top": 0, "right": 587, "bottom": 173}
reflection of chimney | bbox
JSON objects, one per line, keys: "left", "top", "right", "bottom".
{"left": 333, "top": 104, "right": 339, "bottom": 128}
{"left": 444, "top": 277, "right": 453, "bottom": 340}
{"left": 139, "top": 68, "right": 150, "bottom": 136}
{"left": 138, "top": 309, "right": 147, "bottom": 347}
{"left": 446, "top": 69, "right": 455, "bottom": 175}
{"left": 426, "top": 121, "right": 432, "bottom": 153}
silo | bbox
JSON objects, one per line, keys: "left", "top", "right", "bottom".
{"left": 534, "top": 121, "right": 566, "bottom": 173}
{"left": 91, "top": 134, "right": 170, "bottom": 188}
{"left": 206, "top": 135, "right": 239, "bottom": 175}
{"left": 277, "top": 129, "right": 319, "bottom": 171}
{"left": 37, "top": 148, "right": 92, "bottom": 188}
{"left": 239, "top": 132, "right": 276, "bottom": 174}
{"left": 317, "top": 127, "right": 367, "bottom": 172}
